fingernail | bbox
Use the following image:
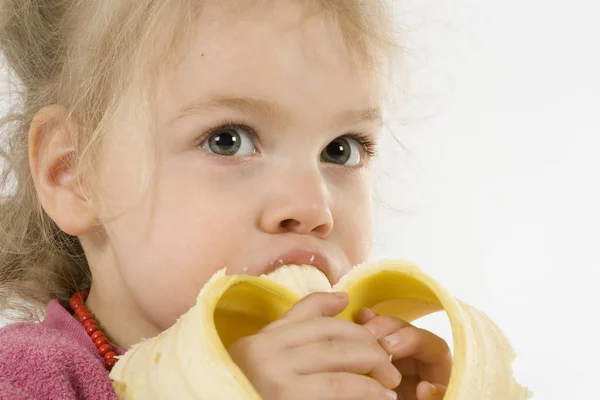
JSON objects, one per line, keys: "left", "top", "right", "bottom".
{"left": 394, "top": 367, "right": 402, "bottom": 384}
{"left": 383, "top": 389, "right": 397, "bottom": 400}
{"left": 333, "top": 291, "right": 347, "bottom": 299}
{"left": 381, "top": 332, "right": 400, "bottom": 347}
{"left": 362, "top": 307, "right": 377, "bottom": 319}
{"left": 426, "top": 382, "right": 446, "bottom": 396}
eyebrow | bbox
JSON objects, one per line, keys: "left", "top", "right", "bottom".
{"left": 339, "top": 107, "right": 383, "bottom": 126}
{"left": 172, "top": 95, "right": 382, "bottom": 126}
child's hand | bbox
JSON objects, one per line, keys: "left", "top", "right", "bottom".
{"left": 228, "top": 292, "right": 401, "bottom": 400}
{"left": 356, "top": 309, "right": 452, "bottom": 400}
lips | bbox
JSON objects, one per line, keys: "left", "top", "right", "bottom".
{"left": 263, "top": 248, "right": 334, "bottom": 282}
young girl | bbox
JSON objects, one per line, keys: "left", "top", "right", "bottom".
{"left": 0, "top": 1, "right": 452, "bottom": 399}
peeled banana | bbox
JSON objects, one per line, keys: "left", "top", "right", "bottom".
{"left": 109, "top": 259, "right": 531, "bottom": 399}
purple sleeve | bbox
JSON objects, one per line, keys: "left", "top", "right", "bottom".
{"left": 0, "top": 377, "right": 36, "bottom": 399}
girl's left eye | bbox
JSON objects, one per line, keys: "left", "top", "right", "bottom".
{"left": 320, "top": 137, "right": 363, "bottom": 166}
{"left": 201, "top": 125, "right": 256, "bottom": 156}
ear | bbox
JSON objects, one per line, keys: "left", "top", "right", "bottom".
{"left": 29, "top": 105, "right": 98, "bottom": 236}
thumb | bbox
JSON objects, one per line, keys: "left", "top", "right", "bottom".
{"left": 263, "top": 292, "right": 348, "bottom": 331}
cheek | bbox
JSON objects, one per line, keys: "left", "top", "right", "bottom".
{"left": 104, "top": 197, "right": 234, "bottom": 328}
{"left": 102, "top": 161, "right": 255, "bottom": 329}
{"left": 95, "top": 121, "right": 155, "bottom": 217}
{"left": 347, "top": 206, "right": 374, "bottom": 264}
{"left": 335, "top": 175, "right": 374, "bottom": 265}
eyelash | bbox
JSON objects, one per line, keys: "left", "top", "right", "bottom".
{"left": 195, "top": 118, "right": 259, "bottom": 148}
{"left": 341, "top": 132, "right": 378, "bottom": 160}
{"left": 197, "top": 118, "right": 378, "bottom": 160}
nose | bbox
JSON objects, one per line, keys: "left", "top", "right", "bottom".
{"left": 258, "top": 167, "right": 334, "bottom": 238}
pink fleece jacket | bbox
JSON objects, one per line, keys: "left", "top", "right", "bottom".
{"left": 0, "top": 300, "right": 125, "bottom": 399}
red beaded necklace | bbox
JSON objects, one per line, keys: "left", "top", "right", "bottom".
{"left": 68, "top": 289, "right": 117, "bottom": 371}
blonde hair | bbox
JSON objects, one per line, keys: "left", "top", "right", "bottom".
{"left": 0, "top": 0, "right": 399, "bottom": 320}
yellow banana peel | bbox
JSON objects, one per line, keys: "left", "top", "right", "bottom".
{"left": 109, "top": 259, "right": 531, "bottom": 399}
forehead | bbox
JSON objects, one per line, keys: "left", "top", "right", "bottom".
{"left": 155, "top": 0, "right": 384, "bottom": 125}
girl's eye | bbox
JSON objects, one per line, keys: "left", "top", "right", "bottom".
{"left": 201, "top": 125, "right": 256, "bottom": 156}
{"left": 320, "top": 137, "right": 362, "bottom": 166}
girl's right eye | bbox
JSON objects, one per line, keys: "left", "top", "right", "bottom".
{"left": 200, "top": 125, "right": 257, "bottom": 157}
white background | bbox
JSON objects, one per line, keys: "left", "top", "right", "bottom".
{"left": 2, "top": 1, "right": 599, "bottom": 398}
{"left": 373, "top": 1, "right": 600, "bottom": 399}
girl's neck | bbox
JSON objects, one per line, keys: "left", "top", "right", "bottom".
{"left": 86, "top": 278, "right": 161, "bottom": 350}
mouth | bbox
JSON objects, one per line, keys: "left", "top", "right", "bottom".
{"left": 262, "top": 248, "right": 333, "bottom": 282}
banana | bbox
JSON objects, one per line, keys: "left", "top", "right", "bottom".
{"left": 109, "top": 259, "right": 531, "bottom": 399}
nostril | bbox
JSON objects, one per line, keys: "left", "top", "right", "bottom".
{"left": 279, "top": 219, "right": 295, "bottom": 229}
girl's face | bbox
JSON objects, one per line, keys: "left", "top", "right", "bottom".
{"left": 86, "top": 1, "right": 384, "bottom": 346}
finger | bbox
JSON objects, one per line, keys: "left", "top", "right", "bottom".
{"left": 416, "top": 381, "right": 447, "bottom": 400}
{"left": 354, "top": 307, "right": 377, "bottom": 324}
{"left": 359, "top": 314, "right": 412, "bottom": 339}
{"left": 289, "top": 340, "right": 402, "bottom": 389}
{"left": 263, "top": 317, "right": 381, "bottom": 349}
{"left": 301, "top": 373, "right": 399, "bottom": 400}
{"left": 262, "top": 292, "right": 349, "bottom": 332}
{"left": 379, "top": 326, "right": 452, "bottom": 385}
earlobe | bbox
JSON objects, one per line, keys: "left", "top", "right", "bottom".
{"left": 28, "top": 105, "right": 97, "bottom": 236}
